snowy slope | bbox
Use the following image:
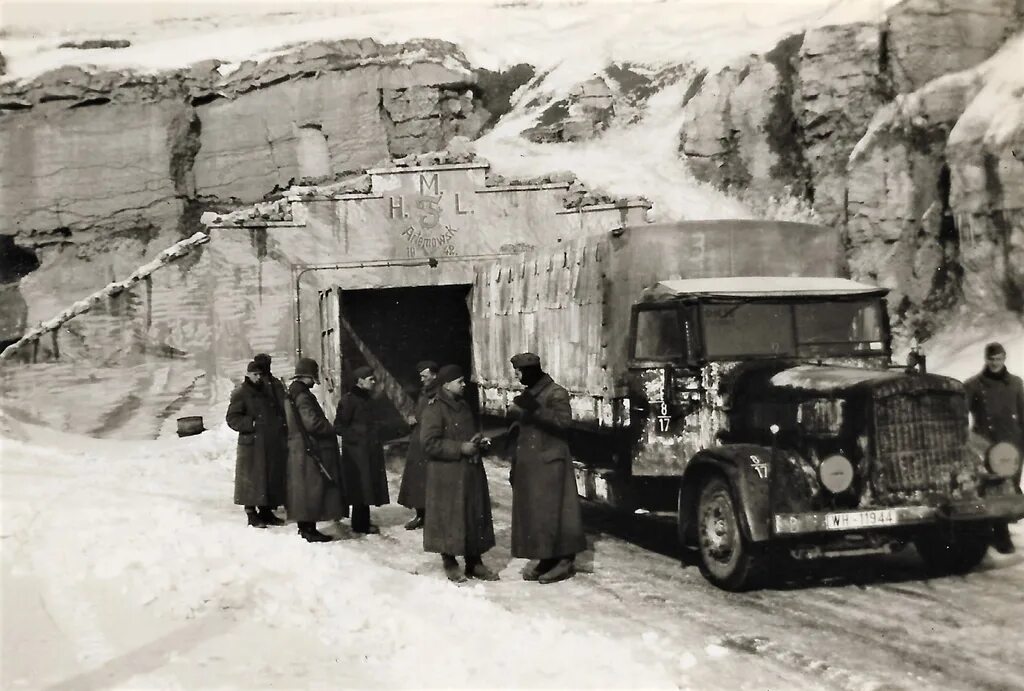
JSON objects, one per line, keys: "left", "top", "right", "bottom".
{"left": 1, "top": 1, "right": 899, "bottom": 81}
{"left": 1, "top": 0, "right": 901, "bottom": 224}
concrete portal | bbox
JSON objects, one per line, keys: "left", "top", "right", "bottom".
{"left": 337, "top": 283, "right": 475, "bottom": 415}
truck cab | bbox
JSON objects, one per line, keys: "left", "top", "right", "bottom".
{"left": 626, "top": 276, "right": 1024, "bottom": 590}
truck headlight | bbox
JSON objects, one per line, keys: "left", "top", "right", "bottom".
{"left": 986, "top": 442, "right": 1022, "bottom": 478}
{"left": 819, "top": 454, "right": 854, "bottom": 493}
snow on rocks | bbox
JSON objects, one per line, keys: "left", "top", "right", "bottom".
{"left": 0, "top": 231, "right": 210, "bottom": 362}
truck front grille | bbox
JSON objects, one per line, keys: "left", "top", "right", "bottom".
{"left": 872, "top": 391, "right": 968, "bottom": 496}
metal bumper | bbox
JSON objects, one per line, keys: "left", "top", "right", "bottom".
{"left": 940, "top": 494, "right": 1024, "bottom": 521}
{"left": 773, "top": 494, "right": 1024, "bottom": 536}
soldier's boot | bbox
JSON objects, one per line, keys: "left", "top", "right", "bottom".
{"left": 404, "top": 509, "right": 425, "bottom": 530}
{"left": 297, "top": 521, "right": 332, "bottom": 543}
{"left": 522, "top": 558, "right": 557, "bottom": 581}
{"left": 442, "top": 554, "right": 467, "bottom": 583}
{"left": 465, "top": 556, "right": 499, "bottom": 581}
{"left": 246, "top": 508, "right": 267, "bottom": 529}
{"left": 538, "top": 557, "right": 576, "bottom": 585}
{"left": 256, "top": 507, "right": 285, "bottom": 526}
{"left": 992, "top": 521, "right": 1016, "bottom": 554}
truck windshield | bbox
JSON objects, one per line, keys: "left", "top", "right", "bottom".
{"left": 701, "top": 299, "right": 885, "bottom": 358}
{"left": 634, "top": 307, "right": 688, "bottom": 360}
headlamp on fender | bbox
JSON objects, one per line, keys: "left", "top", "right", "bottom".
{"left": 986, "top": 442, "right": 1022, "bottom": 479}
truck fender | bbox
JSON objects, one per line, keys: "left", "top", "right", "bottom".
{"left": 678, "top": 445, "right": 778, "bottom": 544}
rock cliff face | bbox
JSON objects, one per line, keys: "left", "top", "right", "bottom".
{"left": 0, "top": 39, "right": 493, "bottom": 353}
{"left": 675, "top": 0, "right": 1023, "bottom": 338}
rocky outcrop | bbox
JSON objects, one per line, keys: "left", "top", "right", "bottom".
{"left": 0, "top": 38, "right": 488, "bottom": 364}
{"left": 523, "top": 76, "right": 614, "bottom": 143}
{"left": 522, "top": 63, "right": 693, "bottom": 144}
{"left": 679, "top": 37, "right": 804, "bottom": 197}
{"left": 887, "top": 0, "right": 1022, "bottom": 92}
{"left": 793, "top": 23, "right": 890, "bottom": 225}
{"left": 58, "top": 39, "right": 132, "bottom": 50}
{"left": 675, "top": 0, "right": 1024, "bottom": 338}
{"left": 1, "top": 39, "right": 484, "bottom": 216}
{"left": 474, "top": 64, "right": 536, "bottom": 130}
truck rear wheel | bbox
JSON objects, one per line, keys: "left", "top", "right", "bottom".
{"left": 696, "top": 475, "right": 767, "bottom": 591}
{"left": 914, "top": 524, "right": 991, "bottom": 576}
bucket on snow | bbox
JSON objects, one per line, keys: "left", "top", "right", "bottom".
{"left": 176, "top": 416, "right": 205, "bottom": 437}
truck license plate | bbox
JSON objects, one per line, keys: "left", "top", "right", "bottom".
{"left": 823, "top": 509, "right": 897, "bottom": 531}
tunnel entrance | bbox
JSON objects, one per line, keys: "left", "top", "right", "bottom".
{"left": 338, "top": 284, "right": 477, "bottom": 420}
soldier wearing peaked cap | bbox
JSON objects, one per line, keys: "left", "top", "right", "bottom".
{"left": 398, "top": 360, "right": 440, "bottom": 530}
{"left": 421, "top": 364, "right": 498, "bottom": 582}
{"left": 965, "top": 342, "right": 1024, "bottom": 555}
{"left": 284, "top": 357, "right": 348, "bottom": 542}
{"left": 508, "top": 352, "right": 587, "bottom": 584}
{"left": 334, "top": 365, "right": 390, "bottom": 534}
{"left": 226, "top": 360, "right": 288, "bottom": 528}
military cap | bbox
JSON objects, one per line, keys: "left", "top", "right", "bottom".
{"left": 253, "top": 353, "right": 272, "bottom": 372}
{"left": 438, "top": 364, "right": 464, "bottom": 384}
{"left": 415, "top": 360, "right": 439, "bottom": 374}
{"left": 510, "top": 352, "right": 541, "bottom": 368}
{"left": 985, "top": 342, "right": 1006, "bottom": 358}
{"left": 246, "top": 360, "right": 262, "bottom": 373}
{"left": 352, "top": 365, "right": 375, "bottom": 381}
{"left": 294, "top": 357, "right": 320, "bottom": 381}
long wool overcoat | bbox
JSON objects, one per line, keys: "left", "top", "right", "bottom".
{"left": 510, "top": 374, "right": 587, "bottom": 559}
{"left": 397, "top": 381, "right": 440, "bottom": 510}
{"left": 334, "top": 388, "right": 390, "bottom": 507}
{"left": 420, "top": 389, "right": 495, "bottom": 556}
{"left": 226, "top": 378, "right": 288, "bottom": 507}
{"left": 284, "top": 380, "right": 348, "bottom": 522}
{"left": 965, "top": 368, "right": 1024, "bottom": 448}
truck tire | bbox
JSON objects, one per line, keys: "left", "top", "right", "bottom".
{"left": 913, "top": 524, "right": 991, "bottom": 576}
{"left": 696, "top": 475, "right": 767, "bottom": 591}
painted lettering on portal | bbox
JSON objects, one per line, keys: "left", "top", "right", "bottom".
{"left": 387, "top": 172, "right": 472, "bottom": 257}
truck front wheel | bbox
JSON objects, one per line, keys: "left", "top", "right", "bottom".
{"left": 913, "top": 523, "right": 991, "bottom": 576}
{"left": 696, "top": 475, "right": 767, "bottom": 591}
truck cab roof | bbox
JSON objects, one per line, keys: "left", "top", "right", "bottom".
{"left": 643, "top": 276, "right": 889, "bottom": 301}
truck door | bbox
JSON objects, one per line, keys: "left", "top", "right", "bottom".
{"left": 626, "top": 303, "right": 704, "bottom": 474}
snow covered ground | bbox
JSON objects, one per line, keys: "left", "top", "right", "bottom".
{"left": 3, "top": 330, "right": 1023, "bottom": 690}
{"left": 2, "top": 3, "right": 1023, "bottom": 687}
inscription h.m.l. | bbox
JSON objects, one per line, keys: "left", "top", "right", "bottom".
{"left": 388, "top": 172, "right": 472, "bottom": 257}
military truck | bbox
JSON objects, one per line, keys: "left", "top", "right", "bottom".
{"left": 470, "top": 221, "right": 1024, "bottom": 590}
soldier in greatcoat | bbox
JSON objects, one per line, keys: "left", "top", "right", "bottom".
{"left": 226, "top": 360, "right": 287, "bottom": 528}
{"left": 334, "top": 366, "right": 390, "bottom": 534}
{"left": 508, "top": 352, "right": 587, "bottom": 583}
{"left": 964, "top": 342, "right": 1024, "bottom": 554}
{"left": 285, "top": 357, "right": 347, "bottom": 542}
{"left": 398, "top": 360, "right": 440, "bottom": 530}
{"left": 254, "top": 352, "right": 288, "bottom": 517}
{"left": 421, "top": 365, "right": 498, "bottom": 582}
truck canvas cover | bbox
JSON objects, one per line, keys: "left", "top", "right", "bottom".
{"left": 471, "top": 220, "right": 846, "bottom": 421}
